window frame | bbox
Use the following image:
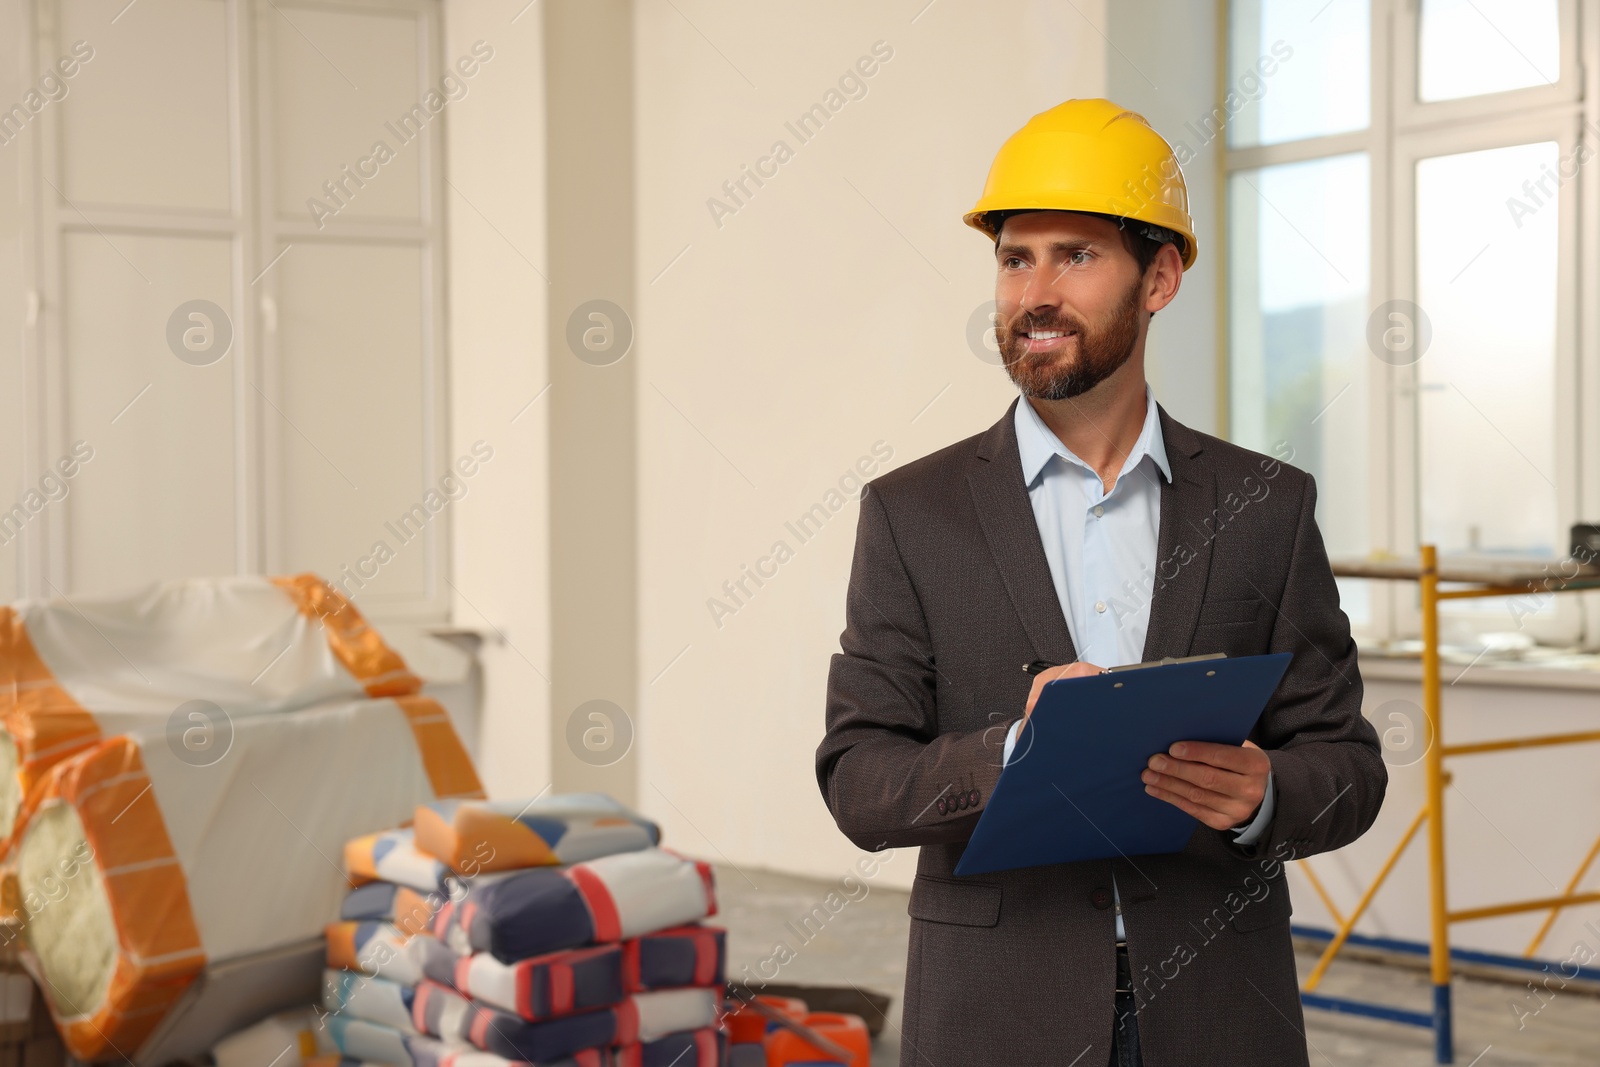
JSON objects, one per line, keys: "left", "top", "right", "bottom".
{"left": 1223, "top": 0, "right": 1597, "bottom": 649}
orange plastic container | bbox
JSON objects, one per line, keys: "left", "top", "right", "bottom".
{"left": 764, "top": 1011, "right": 871, "bottom": 1067}
{"left": 726, "top": 994, "right": 808, "bottom": 1045}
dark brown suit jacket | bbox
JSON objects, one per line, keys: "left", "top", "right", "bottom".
{"left": 816, "top": 398, "right": 1386, "bottom": 1066}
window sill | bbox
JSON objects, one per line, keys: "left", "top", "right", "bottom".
{"left": 1357, "top": 643, "right": 1600, "bottom": 693}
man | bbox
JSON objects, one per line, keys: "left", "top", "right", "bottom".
{"left": 815, "top": 99, "right": 1386, "bottom": 1066}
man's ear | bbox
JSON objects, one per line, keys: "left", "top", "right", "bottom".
{"left": 1144, "top": 242, "right": 1184, "bottom": 315}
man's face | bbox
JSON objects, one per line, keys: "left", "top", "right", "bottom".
{"left": 993, "top": 211, "right": 1150, "bottom": 401}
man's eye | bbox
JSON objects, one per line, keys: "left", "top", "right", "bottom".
{"left": 1002, "top": 256, "right": 1026, "bottom": 269}
{"left": 1068, "top": 250, "right": 1091, "bottom": 266}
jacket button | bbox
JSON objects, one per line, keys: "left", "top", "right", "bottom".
{"left": 969, "top": 789, "right": 980, "bottom": 806}
{"left": 1090, "top": 887, "right": 1112, "bottom": 910}
{"left": 936, "top": 797, "right": 948, "bottom": 815}
{"left": 956, "top": 793, "right": 968, "bottom": 810}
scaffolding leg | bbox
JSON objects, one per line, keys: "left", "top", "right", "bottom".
{"left": 1433, "top": 984, "right": 1452, "bottom": 1064}
{"left": 1421, "top": 545, "right": 1452, "bottom": 1064}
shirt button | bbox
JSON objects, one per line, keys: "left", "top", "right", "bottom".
{"left": 1094, "top": 505, "right": 1104, "bottom": 517}
{"left": 1095, "top": 601, "right": 1106, "bottom": 613}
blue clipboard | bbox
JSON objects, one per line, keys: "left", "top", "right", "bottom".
{"left": 953, "top": 651, "right": 1292, "bottom": 877}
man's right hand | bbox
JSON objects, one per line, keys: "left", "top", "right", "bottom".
{"left": 1023, "top": 661, "right": 1104, "bottom": 722}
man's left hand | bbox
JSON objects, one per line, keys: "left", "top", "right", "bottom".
{"left": 1141, "top": 739, "right": 1271, "bottom": 831}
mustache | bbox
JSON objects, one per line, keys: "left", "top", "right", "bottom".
{"left": 1003, "top": 309, "right": 1085, "bottom": 335}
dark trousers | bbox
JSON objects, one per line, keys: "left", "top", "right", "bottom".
{"left": 1109, "top": 944, "right": 1143, "bottom": 1067}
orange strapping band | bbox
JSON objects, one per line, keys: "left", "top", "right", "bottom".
{"left": 270, "top": 574, "right": 422, "bottom": 698}
{"left": 33, "top": 740, "right": 204, "bottom": 1060}
{"left": 0, "top": 607, "right": 101, "bottom": 817}
{"left": 396, "top": 696, "right": 484, "bottom": 801}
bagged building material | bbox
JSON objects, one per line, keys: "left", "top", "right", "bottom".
{"left": 326, "top": 923, "right": 461, "bottom": 988}
{"left": 436, "top": 850, "right": 716, "bottom": 962}
{"left": 0, "top": 574, "right": 419, "bottom": 842}
{"left": 322, "top": 970, "right": 420, "bottom": 1034}
{"left": 384, "top": 1043, "right": 615, "bottom": 1067}
{"left": 345, "top": 829, "right": 454, "bottom": 894}
{"left": 453, "top": 944, "right": 625, "bottom": 1022}
{"left": 413, "top": 985, "right": 718, "bottom": 1064}
{"left": 613, "top": 1028, "right": 726, "bottom": 1067}
{"left": 8, "top": 695, "right": 481, "bottom": 1060}
{"left": 412, "top": 795, "right": 659, "bottom": 874}
{"left": 447, "top": 924, "right": 722, "bottom": 1019}
{"left": 322, "top": 1014, "right": 448, "bottom": 1067}
{"left": 620, "top": 926, "right": 724, "bottom": 993}
{"left": 343, "top": 881, "right": 448, "bottom": 937}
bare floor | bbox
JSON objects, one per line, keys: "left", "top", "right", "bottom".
{"left": 715, "top": 864, "right": 1600, "bottom": 1066}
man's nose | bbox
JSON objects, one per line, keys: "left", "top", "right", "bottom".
{"left": 1018, "top": 268, "right": 1060, "bottom": 315}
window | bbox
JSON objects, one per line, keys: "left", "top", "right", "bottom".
{"left": 1225, "top": 0, "right": 1590, "bottom": 646}
{"left": 18, "top": 0, "right": 451, "bottom": 619}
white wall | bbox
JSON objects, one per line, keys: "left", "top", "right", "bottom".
{"left": 632, "top": 0, "right": 1107, "bottom": 890}
{"left": 1107, "top": 0, "right": 1222, "bottom": 434}
{"left": 441, "top": 0, "right": 552, "bottom": 799}
{"left": 0, "top": 0, "right": 26, "bottom": 603}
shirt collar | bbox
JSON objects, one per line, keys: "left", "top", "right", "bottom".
{"left": 1014, "top": 384, "right": 1172, "bottom": 488}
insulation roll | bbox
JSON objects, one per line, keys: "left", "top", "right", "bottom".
{"left": 9, "top": 695, "right": 481, "bottom": 1060}
{"left": 0, "top": 574, "right": 420, "bottom": 843}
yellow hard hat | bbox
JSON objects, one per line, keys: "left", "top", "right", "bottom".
{"left": 965, "top": 98, "right": 1198, "bottom": 271}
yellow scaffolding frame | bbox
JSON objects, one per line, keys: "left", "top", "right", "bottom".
{"left": 1297, "top": 545, "right": 1600, "bottom": 1063}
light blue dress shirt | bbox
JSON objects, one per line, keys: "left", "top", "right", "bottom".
{"left": 1000, "top": 387, "right": 1275, "bottom": 939}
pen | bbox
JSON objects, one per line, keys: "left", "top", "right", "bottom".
{"left": 1026, "top": 660, "right": 1114, "bottom": 675}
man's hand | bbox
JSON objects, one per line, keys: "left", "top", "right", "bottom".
{"left": 1141, "top": 739, "right": 1271, "bottom": 831}
{"left": 1023, "top": 662, "right": 1103, "bottom": 722}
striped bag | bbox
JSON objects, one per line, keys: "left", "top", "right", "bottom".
{"left": 413, "top": 985, "right": 719, "bottom": 1064}
{"left": 613, "top": 1028, "right": 727, "bottom": 1067}
{"left": 453, "top": 944, "right": 625, "bottom": 1021}
{"left": 345, "top": 828, "right": 454, "bottom": 893}
{"left": 325, "top": 922, "right": 461, "bottom": 988}
{"left": 321, "top": 970, "right": 420, "bottom": 1034}
{"left": 435, "top": 849, "right": 716, "bottom": 962}
{"left": 622, "top": 925, "right": 725, "bottom": 992}
{"left": 342, "top": 880, "right": 453, "bottom": 937}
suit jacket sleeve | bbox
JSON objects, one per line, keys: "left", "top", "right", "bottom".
{"left": 1237, "top": 471, "right": 1387, "bottom": 862}
{"left": 816, "top": 482, "right": 1012, "bottom": 851}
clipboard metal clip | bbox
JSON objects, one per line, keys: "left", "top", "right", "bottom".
{"left": 1100, "top": 652, "right": 1227, "bottom": 675}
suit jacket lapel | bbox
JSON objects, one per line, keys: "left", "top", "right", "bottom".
{"left": 1140, "top": 404, "right": 1217, "bottom": 662}
{"left": 968, "top": 398, "right": 1078, "bottom": 666}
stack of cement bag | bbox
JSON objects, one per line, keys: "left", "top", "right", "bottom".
{"left": 318, "top": 794, "right": 729, "bottom": 1066}
{"left": 0, "top": 575, "right": 483, "bottom": 1060}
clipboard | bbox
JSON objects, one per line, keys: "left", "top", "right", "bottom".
{"left": 953, "top": 651, "right": 1292, "bottom": 877}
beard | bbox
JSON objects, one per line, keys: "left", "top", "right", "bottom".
{"left": 998, "top": 278, "right": 1144, "bottom": 401}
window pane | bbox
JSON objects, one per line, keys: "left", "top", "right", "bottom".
{"left": 1419, "top": 0, "right": 1560, "bottom": 102}
{"left": 1228, "top": 0, "right": 1368, "bottom": 147}
{"left": 1416, "top": 142, "right": 1559, "bottom": 560}
{"left": 1229, "top": 154, "right": 1370, "bottom": 623}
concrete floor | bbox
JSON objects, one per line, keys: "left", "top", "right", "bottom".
{"left": 714, "top": 864, "right": 1600, "bottom": 1066}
